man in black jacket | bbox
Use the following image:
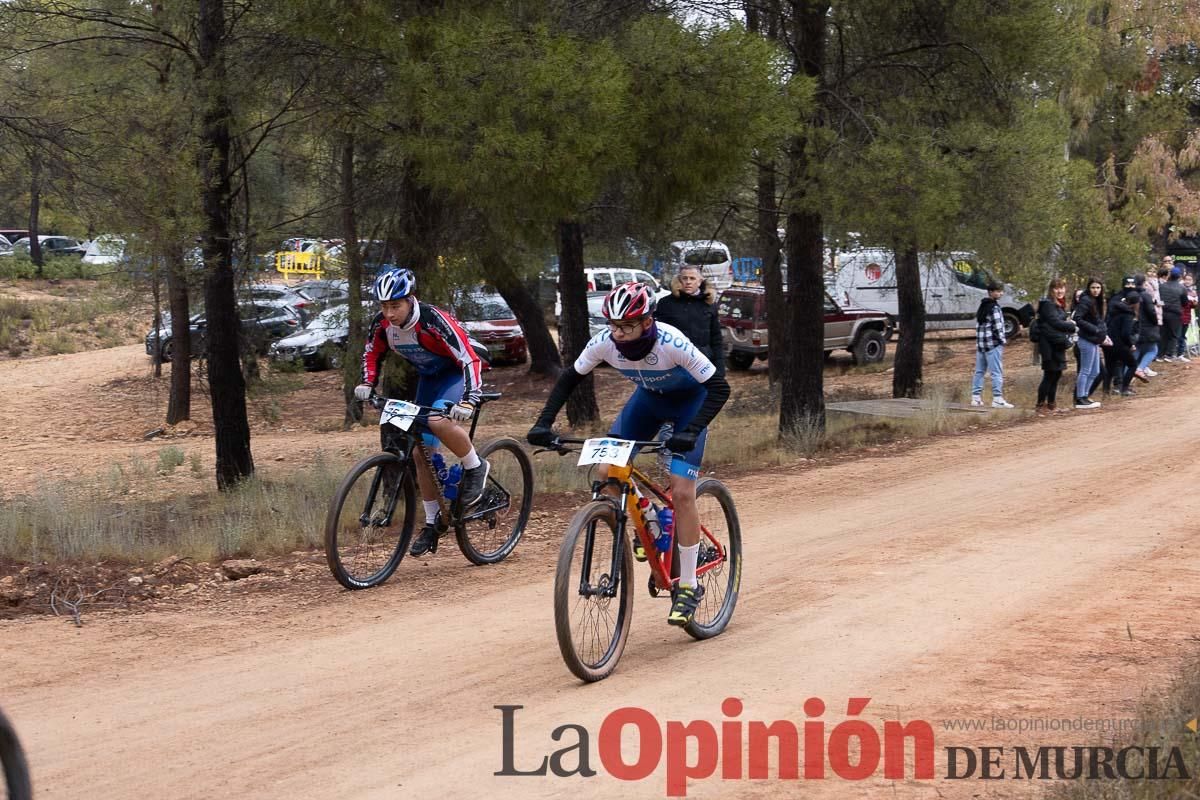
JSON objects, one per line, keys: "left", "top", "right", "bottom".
{"left": 653, "top": 266, "right": 725, "bottom": 376}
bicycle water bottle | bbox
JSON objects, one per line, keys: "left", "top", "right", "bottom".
{"left": 444, "top": 464, "right": 462, "bottom": 500}
{"left": 641, "top": 498, "right": 662, "bottom": 546}
{"left": 656, "top": 507, "right": 674, "bottom": 553}
{"left": 430, "top": 452, "right": 449, "bottom": 483}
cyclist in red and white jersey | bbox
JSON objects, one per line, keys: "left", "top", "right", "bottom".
{"left": 356, "top": 267, "right": 489, "bottom": 556}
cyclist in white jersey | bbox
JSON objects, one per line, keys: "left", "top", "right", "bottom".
{"left": 528, "top": 282, "right": 730, "bottom": 626}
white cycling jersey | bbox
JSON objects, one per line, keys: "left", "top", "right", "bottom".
{"left": 574, "top": 321, "right": 716, "bottom": 393}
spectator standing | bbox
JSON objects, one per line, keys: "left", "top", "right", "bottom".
{"left": 1104, "top": 278, "right": 1143, "bottom": 395}
{"left": 1134, "top": 274, "right": 1162, "bottom": 376}
{"left": 1071, "top": 277, "right": 1107, "bottom": 408}
{"left": 1036, "top": 278, "right": 1077, "bottom": 413}
{"left": 1184, "top": 272, "right": 1199, "bottom": 356}
{"left": 1159, "top": 267, "right": 1188, "bottom": 361}
{"left": 971, "top": 280, "right": 1013, "bottom": 408}
{"left": 653, "top": 265, "right": 725, "bottom": 374}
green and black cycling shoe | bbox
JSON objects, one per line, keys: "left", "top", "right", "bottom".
{"left": 667, "top": 584, "right": 704, "bottom": 627}
{"left": 632, "top": 537, "right": 647, "bottom": 562}
{"left": 409, "top": 524, "right": 440, "bottom": 557}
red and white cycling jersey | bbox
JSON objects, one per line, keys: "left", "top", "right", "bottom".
{"left": 362, "top": 299, "right": 484, "bottom": 403}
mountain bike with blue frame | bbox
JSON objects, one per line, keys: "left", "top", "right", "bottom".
{"left": 537, "top": 436, "right": 742, "bottom": 682}
{"left": 1, "top": 709, "right": 32, "bottom": 800}
{"left": 324, "top": 391, "right": 533, "bottom": 589}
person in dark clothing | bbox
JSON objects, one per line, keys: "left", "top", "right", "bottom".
{"left": 1134, "top": 274, "right": 1161, "bottom": 374}
{"left": 1036, "top": 278, "right": 1077, "bottom": 413}
{"left": 1159, "top": 266, "right": 1188, "bottom": 360}
{"left": 653, "top": 265, "right": 725, "bottom": 375}
{"left": 1070, "top": 278, "right": 1107, "bottom": 409}
{"left": 1104, "top": 277, "right": 1144, "bottom": 395}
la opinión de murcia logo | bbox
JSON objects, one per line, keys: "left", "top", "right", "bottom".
{"left": 495, "top": 699, "right": 1194, "bottom": 797}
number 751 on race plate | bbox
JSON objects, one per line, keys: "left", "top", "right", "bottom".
{"left": 578, "top": 437, "right": 635, "bottom": 467}
{"left": 380, "top": 399, "right": 420, "bottom": 431}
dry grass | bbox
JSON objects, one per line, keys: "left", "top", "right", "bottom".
{"left": 0, "top": 453, "right": 350, "bottom": 564}
{"left": 1051, "top": 647, "right": 1200, "bottom": 798}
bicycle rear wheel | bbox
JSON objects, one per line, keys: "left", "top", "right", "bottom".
{"left": 455, "top": 437, "right": 533, "bottom": 565}
{"left": 324, "top": 453, "right": 416, "bottom": 589}
{"left": 0, "top": 709, "right": 32, "bottom": 800}
{"left": 553, "top": 501, "right": 634, "bottom": 682}
{"left": 684, "top": 478, "right": 742, "bottom": 640}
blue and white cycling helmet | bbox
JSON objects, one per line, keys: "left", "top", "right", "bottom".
{"left": 373, "top": 266, "right": 415, "bottom": 302}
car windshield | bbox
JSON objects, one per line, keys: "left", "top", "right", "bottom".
{"left": 684, "top": 248, "right": 728, "bottom": 266}
{"left": 460, "top": 297, "right": 514, "bottom": 321}
{"left": 717, "top": 293, "right": 759, "bottom": 321}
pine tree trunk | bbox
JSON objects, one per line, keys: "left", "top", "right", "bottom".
{"left": 780, "top": 206, "right": 825, "bottom": 436}
{"left": 778, "top": 0, "right": 829, "bottom": 438}
{"left": 757, "top": 159, "right": 787, "bottom": 385}
{"left": 340, "top": 132, "right": 365, "bottom": 428}
{"left": 28, "top": 151, "right": 43, "bottom": 276}
{"left": 487, "top": 254, "right": 561, "bottom": 377}
{"left": 892, "top": 243, "right": 925, "bottom": 398}
{"left": 166, "top": 245, "right": 192, "bottom": 425}
{"left": 198, "top": 0, "right": 253, "bottom": 490}
{"left": 556, "top": 220, "right": 598, "bottom": 426}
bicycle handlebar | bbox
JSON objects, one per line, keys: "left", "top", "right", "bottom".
{"left": 367, "top": 392, "right": 450, "bottom": 418}
{"left": 537, "top": 436, "right": 668, "bottom": 456}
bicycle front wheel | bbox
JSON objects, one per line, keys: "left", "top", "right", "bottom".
{"left": 554, "top": 501, "right": 634, "bottom": 682}
{"left": 684, "top": 478, "right": 742, "bottom": 640}
{"left": 0, "top": 709, "right": 32, "bottom": 800}
{"left": 455, "top": 437, "right": 533, "bottom": 565}
{"left": 324, "top": 453, "right": 416, "bottom": 590}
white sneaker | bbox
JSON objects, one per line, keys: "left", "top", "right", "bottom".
{"left": 1074, "top": 399, "right": 1101, "bottom": 409}
{"left": 970, "top": 396, "right": 984, "bottom": 407}
{"left": 992, "top": 398, "right": 1015, "bottom": 408}
{"left": 1179, "top": 356, "right": 1192, "bottom": 363}
{"left": 1145, "top": 368, "right": 1159, "bottom": 377}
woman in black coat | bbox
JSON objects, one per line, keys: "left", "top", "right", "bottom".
{"left": 653, "top": 265, "right": 725, "bottom": 375}
{"left": 1036, "top": 277, "right": 1077, "bottom": 412}
{"left": 1104, "top": 278, "right": 1144, "bottom": 394}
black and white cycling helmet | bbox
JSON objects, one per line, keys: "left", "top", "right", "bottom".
{"left": 601, "top": 281, "right": 656, "bottom": 320}
{"left": 373, "top": 266, "right": 415, "bottom": 302}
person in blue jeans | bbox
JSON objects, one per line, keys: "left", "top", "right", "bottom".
{"left": 971, "top": 281, "right": 1013, "bottom": 408}
{"left": 1134, "top": 274, "right": 1161, "bottom": 374}
{"left": 1071, "top": 277, "right": 1107, "bottom": 409}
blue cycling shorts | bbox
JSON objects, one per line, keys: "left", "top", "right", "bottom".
{"left": 415, "top": 369, "right": 464, "bottom": 447}
{"left": 609, "top": 387, "right": 708, "bottom": 480}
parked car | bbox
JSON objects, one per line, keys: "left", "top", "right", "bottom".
{"left": 831, "top": 248, "right": 1033, "bottom": 339}
{"left": 0, "top": 234, "right": 11, "bottom": 256}
{"left": 455, "top": 292, "right": 527, "bottom": 365}
{"left": 292, "top": 278, "right": 350, "bottom": 311}
{"left": 554, "top": 266, "right": 668, "bottom": 317}
{"left": 245, "top": 283, "right": 313, "bottom": 322}
{"left": 12, "top": 235, "right": 85, "bottom": 258}
{"left": 670, "top": 240, "right": 734, "bottom": 289}
{"left": 268, "top": 302, "right": 374, "bottom": 370}
{"left": 145, "top": 303, "right": 304, "bottom": 363}
{"left": 81, "top": 235, "right": 127, "bottom": 265}
{"left": 717, "top": 284, "right": 890, "bottom": 369}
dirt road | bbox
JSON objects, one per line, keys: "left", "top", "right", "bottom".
{"left": 5, "top": 377, "right": 1200, "bottom": 798}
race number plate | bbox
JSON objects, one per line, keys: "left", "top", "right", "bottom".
{"left": 380, "top": 399, "right": 420, "bottom": 431}
{"left": 578, "top": 437, "right": 635, "bottom": 467}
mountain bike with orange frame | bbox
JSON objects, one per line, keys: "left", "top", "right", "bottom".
{"left": 539, "top": 436, "right": 742, "bottom": 682}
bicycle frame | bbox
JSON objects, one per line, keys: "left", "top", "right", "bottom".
{"left": 591, "top": 462, "right": 729, "bottom": 595}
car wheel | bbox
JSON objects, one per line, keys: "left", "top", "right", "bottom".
{"left": 851, "top": 329, "right": 886, "bottom": 365}
{"left": 160, "top": 338, "right": 174, "bottom": 363}
{"left": 1002, "top": 311, "right": 1021, "bottom": 340}
{"left": 327, "top": 350, "right": 343, "bottom": 370}
{"left": 728, "top": 351, "right": 756, "bottom": 371}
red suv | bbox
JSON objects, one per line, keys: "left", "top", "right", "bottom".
{"left": 717, "top": 285, "right": 889, "bottom": 370}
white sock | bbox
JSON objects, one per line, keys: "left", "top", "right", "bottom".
{"left": 461, "top": 447, "right": 481, "bottom": 469}
{"left": 679, "top": 543, "right": 699, "bottom": 588}
{"left": 423, "top": 500, "right": 440, "bottom": 525}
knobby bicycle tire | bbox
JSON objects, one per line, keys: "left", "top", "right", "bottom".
{"left": 455, "top": 437, "right": 534, "bottom": 565}
{"left": 683, "top": 478, "right": 742, "bottom": 640}
{"left": 324, "top": 453, "right": 416, "bottom": 590}
{"left": 0, "top": 709, "right": 32, "bottom": 800}
{"left": 553, "top": 501, "right": 634, "bottom": 682}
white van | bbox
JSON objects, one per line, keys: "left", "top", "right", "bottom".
{"left": 832, "top": 248, "right": 1033, "bottom": 339}
{"left": 670, "top": 240, "right": 733, "bottom": 290}
{"left": 554, "top": 266, "right": 668, "bottom": 318}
